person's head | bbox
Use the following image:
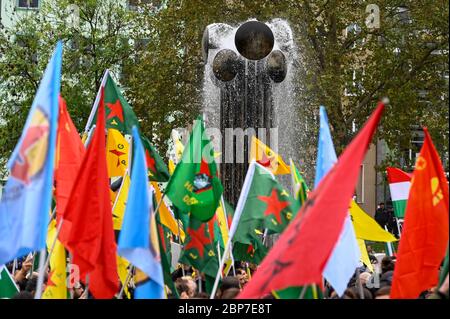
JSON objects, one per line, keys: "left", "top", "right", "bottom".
{"left": 235, "top": 268, "right": 248, "bottom": 286}
{"left": 375, "top": 286, "right": 391, "bottom": 299}
{"left": 193, "top": 292, "right": 210, "bottom": 299}
{"left": 217, "top": 276, "right": 241, "bottom": 298}
{"left": 379, "top": 203, "right": 385, "bottom": 209}
{"left": 175, "top": 276, "right": 197, "bottom": 299}
{"left": 25, "top": 273, "right": 48, "bottom": 295}
{"left": 12, "top": 291, "right": 34, "bottom": 299}
{"left": 221, "top": 288, "right": 241, "bottom": 299}
{"left": 359, "top": 272, "right": 372, "bottom": 286}
{"left": 381, "top": 257, "right": 395, "bottom": 274}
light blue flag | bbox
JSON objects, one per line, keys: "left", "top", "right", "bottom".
{"left": 315, "top": 106, "right": 361, "bottom": 297}
{"left": 118, "top": 126, "right": 164, "bottom": 299}
{"left": 0, "top": 42, "right": 62, "bottom": 265}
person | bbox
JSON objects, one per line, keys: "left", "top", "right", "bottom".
{"left": 235, "top": 268, "right": 248, "bottom": 287}
{"left": 215, "top": 276, "right": 241, "bottom": 298}
{"left": 374, "top": 203, "right": 388, "bottom": 229}
{"left": 221, "top": 288, "right": 240, "bottom": 299}
{"left": 175, "top": 276, "right": 197, "bottom": 299}
{"left": 375, "top": 286, "right": 391, "bottom": 299}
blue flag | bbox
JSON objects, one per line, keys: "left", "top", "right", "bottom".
{"left": 118, "top": 126, "right": 164, "bottom": 299}
{"left": 315, "top": 106, "right": 360, "bottom": 297}
{"left": 0, "top": 42, "right": 62, "bottom": 265}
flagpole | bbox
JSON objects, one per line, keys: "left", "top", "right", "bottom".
{"left": 220, "top": 196, "right": 236, "bottom": 277}
{"left": 33, "top": 248, "right": 47, "bottom": 299}
{"left": 298, "top": 286, "right": 307, "bottom": 299}
{"left": 210, "top": 161, "right": 257, "bottom": 299}
{"left": 118, "top": 266, "right": 134, "bottom": 299}
{"left": 84, "top": 70, "right": 109, "bottom": 134}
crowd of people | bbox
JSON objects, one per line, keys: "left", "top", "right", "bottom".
{"left": 5, "top": 248, "right": 448, "bottom": 299}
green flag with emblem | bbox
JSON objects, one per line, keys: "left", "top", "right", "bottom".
{"left": 232, "top": 162, "right": 298, "bottom": 264}
{"left": 141, "top": 135, "right": 170, "bottom": 182}
{"left": 165, "top": 117, "right": 223, "bottom": 222}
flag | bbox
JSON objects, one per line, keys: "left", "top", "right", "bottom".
{"left": 0, "top": 265, "right": 19, "bottom": 298}
{"left": 391, "top": 128, "right": 449, "bottom": 299}
{"left": 350, "top": 200, "right": 397, "bottom": 242}
{"left": 238, "top": 102, "right": 384, "bottom": 298}
{"left": 250, "top": 136, "right": 290, "bottom": 175}
{"left": 315, "top": 106, "right": 360, "bottom": 297}
{"left": 216, "top": 200, "right": 230, "bottom": 249}
{"left": 112, "top": 173, "right": 130, "bottom": 230}
{"left": 179, "top": 215, "right": 220, "bottom": 280}
{"left": 42, "top": 219, "right": 67, "bottom": 299}
{"left": 63, "top": 88, "right": 119, "bottom": 299}
{"left": 118, "top": 126, "right": 164, "bottom": 299}
{"left": 230, "top": 161, "right": 297, "bottom": 264}
{"left": 55, "top": 96, "right": 85, "bottom": 224}
{"left": 117, "top": 256, "right": 131, "bottom": 299}
{"left": 439, "top": 247, "right": 448, "bottom": 288}
{"left": 151, "top": 182, "right": 185, "bottom": 241}
{"left": 357, "top": 239, "right": 374, "bottom": 272}
{"left": 289, "top": 159, "right": 309, "bottom": 208}
{"left": 106, "top": 129, "right": 129, "bottom": 178}
{"left": 0, "top": 42, "right": 62, "bottom": 265}
{"left": 387, "top": 167, "right": 411, "bottom": 218}
{"left": 165, "top": 117, "right": 223, "bottom": 222}
{"left": 142, "top": 135, "right": 170, "bottom": 182}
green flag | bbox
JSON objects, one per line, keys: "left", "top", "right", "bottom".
{"left": 165, "top": 117, "right": 223, "bottom": 221}
{"left": 0, "top": 265, "right": 19, "bottom": 299}
{"left": 232, "top": 162, "right": 297, "bottom": 264}
{"left": 179, "top": 215, "right": 220, "bottom": 279}
{"left": 289, "top": 159, "right": 309, "bottom": 208}
{"left": 103, "top": 74, "right": 139, "bottom": 134}
{"left": 141, "top": 135, "right": 170, "bottom": 182}
{"left": 272, "top": 285, "right": 324, "bottom": 299}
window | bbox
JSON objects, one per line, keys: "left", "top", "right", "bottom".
{"left": 17, "top": 0, "right": 39, "bottom": 9}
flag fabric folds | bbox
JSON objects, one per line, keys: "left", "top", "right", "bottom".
{"left": 62, "top": 88, "right": 119, "bottom": 299}
{"left": 118, "top": 126, "right": 164, "bottom": 299}
{"left": 349, "top": 200, "right": 397, "bottom": 242}
{"left": 0, "top": 42, "right": 62, "bottom": 266}
{"left": 165, "top": 117, "right": 223, "bottom": 222}
{"left": 386, "top": 167, "right": 411, "bottom": 218}
{"left": 391, "top": 128, "right": 449, "bottom": 299}
{"left": 250, "top": 136, "right": 290, "bottom": 175}
{"left": 238, "top": 102, "right": 384, "bottom": 298}
{"left": 315, "top": 106, "right": 360, "bottom": 297}
{"left": 289, "top": 159, "right": 309, "bottom": 209}
{"left": 112, "top": 173, "right": 131, "bottom": 231}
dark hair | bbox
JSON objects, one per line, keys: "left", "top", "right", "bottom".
{"left": 381, "top": 256, "right": 395, "bottom": 273}
{"left": 175, "top": 277, "right": 191, "bottom": 295}
{"left": 193, "top": 292, "right": 210, "bottom": 299}
{"left": 12, "top": 291, "right": 34, "bottom": 299}
{"left": 347, "top": 287, "right": 373, "bottom": 299}
{"left": 220, "top": 276, "right": 240, "bottom": 291}
{"left": 375, "top": 286, "right": 391, "bottom": 297}
{"left": 221, "top": 288, "right": 240, "bottom": 299}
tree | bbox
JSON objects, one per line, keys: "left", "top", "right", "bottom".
{"left": 1, "top": 0, "right": 448, "bottom": 182}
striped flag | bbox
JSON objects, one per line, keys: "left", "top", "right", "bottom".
{"left": 387, "top": 167, "right": 412, "bottom": 218}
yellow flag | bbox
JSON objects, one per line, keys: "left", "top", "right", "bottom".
{"left": 250, "top": 136, "right": 290, "bottom": 175}
{"left": 117, "top": 255, "right": 131, "bottom": 299}
{"left": 357, "top": 239, "right": 374, "bottom": 272}
{"left": 106, "top": 129, "right": 129, "bottom": 178}
{"left": 215, "top": 201, "right": 229, "bottom": 246}
{"left": 112, "top": 173, "right": 131, "bottom": 230}
{"left": 151, "top": 182, "right": 185, "bottom": 242}
{"left": 350, "top": 200, "right": 397, "bottom": 242}
{"left": 171, "top": 130, "right": 185, "bottom": 162}
{"left": 42, "top": 219, "right": 67, "bottom": 299}
{"left": 168, "top": 159, "right": 176, "bottom": 175}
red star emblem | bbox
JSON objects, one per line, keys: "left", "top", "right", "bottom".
{"left": 257, "top": 151, "right": 273, "bottom": 168}
{"left": 185, "top": 224, "right": 212, "bottom": 258}
{"left": 158, "top": 224, "right": 166, "bottom": 253}
{"left": 258, "top": 189, "right": 289, "bottom": 224}
{"left": 247, "top": 244, "right": 255, "bottom": 256}
{"left": 109, "top": 149, "right": 126, "bottom": 167}
{"left": 145, "top": 149, "right": 156, "bottom": 172}
{"left": 106, "top": 99, "right": 124, "bottom": 123}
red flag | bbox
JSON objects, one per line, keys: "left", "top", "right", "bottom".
{"left": 62, "top": 89, "right": 119, "bottom": 299}
{"left": 390, "top": 128, "right": 449, "bottom": 299}
{"left": 55, "top": 97, "right": 85, "bottom": 243}
{"left": 238, "top": 102, "right": 385, "bottom": 298}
